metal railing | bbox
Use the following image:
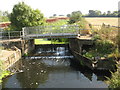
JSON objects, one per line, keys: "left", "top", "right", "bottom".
{"left": 1, "top": 25, "right": 118, "bottom": 40}
{"left": 0, "top": 30, "right": 22, "bottom": 40}
{"left": 22, "top": 25, "right": 80, "bottom": 37}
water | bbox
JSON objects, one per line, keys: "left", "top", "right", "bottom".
{"left": 2, "top": 44, "right": 109, "bottom": 88}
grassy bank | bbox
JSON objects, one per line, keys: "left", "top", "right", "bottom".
{"left": 81, "top": 24, "right": 120, "bottom": 89}
{"left": 0, "top": 60, "right": 12, "bottom": 84}
{"left": 83, "top": 25, "right": 119, "bottom": 59}
{"left": 35, "top": 38, "right": 69, "bottom": 45}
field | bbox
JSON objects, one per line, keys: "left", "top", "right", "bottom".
{"left": 85, "top": 17, "right": 118, "bottom": 26}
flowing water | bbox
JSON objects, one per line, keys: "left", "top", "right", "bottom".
{"left": 2, "top": 44, "right": 109, "bottom": 88}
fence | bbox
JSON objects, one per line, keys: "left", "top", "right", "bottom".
{"left": 0, "top": 30, "right": 22, "bottom": 40}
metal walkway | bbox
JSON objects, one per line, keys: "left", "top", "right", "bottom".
{"left": 0, "top": 25, "right": 94, "bottom": 40}
{"left": 22, "top": 25, "right": 80, "bottom": 39}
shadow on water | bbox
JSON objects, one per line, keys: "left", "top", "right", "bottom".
{"left": 2, "top": 44, "right": 110, "bottom": 88}
{"left": 70, "top": 58, "right": 111, "bottom": 81}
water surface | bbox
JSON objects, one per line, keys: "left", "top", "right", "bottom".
{"left": 2, "top": 45, "right": 109, "bottom": 88}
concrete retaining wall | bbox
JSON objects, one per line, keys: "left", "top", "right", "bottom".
{"left": 1, "top": 39, "right": 35, "bottom": 55}
{"left": 69, "top": 38, "right": 116, "bottom": 70}
{"left": 1, "top": 39, "right": 35, "bottom": 70}
{"left": 1, "top": 47, "right": 21, "bottom": 70}
{"left": 69, "top": 38, "right": 94, "bottom": 69}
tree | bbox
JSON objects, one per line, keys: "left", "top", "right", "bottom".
{"left": 68, "top": 11, "right": 82, "bottom": 24}
{"left": 66, "top": 14, "right": 70, "bottom": 17}
{"left": 102, "top": 12, "right": 106, "bottom": 16}
{"left": 88, "top": 10, "right": 102, "bottom": 17}
{"left": 10, "top": 2, "right": 45, "bottom": 31}
{"left": 0, "top": 10, "right": 10, "bottom": 22}
{"left": 88, "top": 10, "right": 96, "bottom": 16}
{"left": 95, "top": 10, "right": 101, "bottom": 16}
{"left": 107, "top": 11, "right": 111, "bottom": 16}
{"left": 53, "top": 14, "right": 57, "bottom": 17}
{"left": 2, "top": 11, "right": 9, "bottom": 17}
{"left": 112, "top": 11, "right": 118, "bottom": 17}
{"left": 0, "top": 11, "right": 2, "bottom": 16}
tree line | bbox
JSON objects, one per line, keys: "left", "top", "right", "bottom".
{"left": 66, "top": 10, "right": 120, "bottom": 17}
{"left": 84, "top": 10, "right": 119, "bottom": 17}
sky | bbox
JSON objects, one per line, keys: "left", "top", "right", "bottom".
{"left": 0, "top": 0, "right": 119, "bottom": 17}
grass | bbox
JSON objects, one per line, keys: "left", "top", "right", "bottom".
{"left": 106, "top": 64, "right": 120, "bottom": 89}
{"left": 35, "top": 39, "right": 51, "bottom": 45}
{"left": 83, "top": 39, "right": 115, "bottom": 59}
{"left": 0, "top": 70, "right": 11, "bottom": 83}
{"left": 34, "top": 39, "right": 68, "bottom": 45}
{"left": 0, "top": 60, "right": 12, "bottom": 84}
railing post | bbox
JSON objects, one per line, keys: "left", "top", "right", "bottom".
{"left": 20, "top": 31, "right": 22, "bottom": 38}
{"left": 8, "top": 31, "right": 10, "bottom": 39}
{"left": 50, "top": 26, "right": 52, "bottom": 37}
{"left": 22, "top": 27, "right": 25, "bottom": 39}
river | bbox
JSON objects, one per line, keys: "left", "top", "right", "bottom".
{"left": 2, "top": 44, "right": 109, "bottom": 88}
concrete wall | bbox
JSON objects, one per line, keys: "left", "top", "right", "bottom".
{"left": 69, "top": 38, "right": 116, "bottom": 70}
{"left": 2, "top": 39, "right": 35, "bottom": 55}
{"left": 21, "top": 39, "right": 35, "bottom": 55}
{"left": 69, "top": 38, "right": 94, "bottom": 69}
{"left": 69, "top": 38, "right": 93, "bottom": 53}
{"left": 1, "top": 47, "right": 21, "bottom": 70}
{"left": 1, "top": 39, "right": 35, "bottom": 70}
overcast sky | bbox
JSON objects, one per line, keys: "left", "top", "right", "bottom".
{"left": 0, "top": 0, "right": 119, "bottom": 17}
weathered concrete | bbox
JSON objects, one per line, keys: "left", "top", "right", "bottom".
{"left": 21, "top": 39, "right": 35, "bottom": 55}
{"left": 69, "top": 38, "right": 116, "bottom": 70}
{"left": 95, "top": 58, "right": 116, "bottom": 70}
{"left": 1, "top": 39, "right": 35, "bottom": 71}
{"left": 1, "top": 39, "right": 35, "bottom": 55}
{"left": 0, "top": 46, "right": 21, "bottom": 70}
{"left": 69, "top": 38, "right": 93, "bottom": 53}
{"left": 69, "top": 38, "right": 94, "bottom": 69}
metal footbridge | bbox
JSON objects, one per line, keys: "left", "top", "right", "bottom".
{"left": 1, "top": 25, "right": 93, "bottom": 40}
{"left": 22, "top": 25, "right": 80, "bottom": 39}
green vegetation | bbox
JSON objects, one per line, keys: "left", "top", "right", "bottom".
{"left": 45, "top": 19, "right": 68, "bottom": 26}
{"left": 84, "top": 10, "right": 120, "bottom": 17}
{"left": 67, "top": 11, "right": 92, "bottom": 34}
{"left": 81, "top": 24, "right": 120, "bottom": 89}
{"left": 106, "top": 63, "right": 120, "bottom": 89}
{"left": 68, "top": 11, "right": 82, "bottom": 24}
{"left": 10, "top": 2, "right": 45, "bottom": 31}
{"left": 0, "top": 10, "right": 10, "bottom": 22}
{"left": 0, "top": 60, "right": 12, "bottom": 84}
{"left": 0, "top": 71, "right": 11, "bottom": 83}
{"left": 83, "top": 25, "right": 118, "bottom": 59}
{"left": 51, "top": 38, "right": 69, "bottom": 44}
{"left": 35, "top": 38, "right": 68, "bottom": 45}
{"left": 83, "top": 39, "right": 115, "bottom": 59}
{"left": 35, "top": 39, "right": 51, "bottom": 45}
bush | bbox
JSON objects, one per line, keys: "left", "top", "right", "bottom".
{"left": 83, "top": 39, "right": 115, "bottom": 59}
{"left": 107, "top": 64, "right": 120, "bottom": 89}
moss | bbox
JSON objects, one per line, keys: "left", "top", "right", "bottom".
{"left": 24, "top": 53, "right": 28, "bottom": 57}
{"left": 0, "top": 70, "right": 12, "bottom": 83}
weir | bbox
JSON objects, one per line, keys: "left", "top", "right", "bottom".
{"left": 1, "top": 25, "right": 116, "bottom": 71}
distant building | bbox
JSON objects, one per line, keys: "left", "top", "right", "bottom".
{"left": 0, "top": 22, "right": 11, "bottom": 29}
{"left": 46, "top": 18, "right": 59, "bottom": 23}
{"left": 46, "top": 17, "right": 69, "bottom": 23}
